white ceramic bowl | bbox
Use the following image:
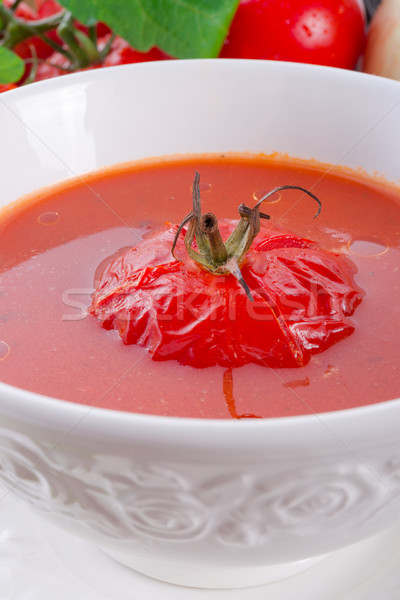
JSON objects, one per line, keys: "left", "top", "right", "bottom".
{"left": 1, "top": 60, "right": 400, "bottom": 589}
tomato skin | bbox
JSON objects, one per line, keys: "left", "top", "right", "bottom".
{"left": 3, "top": 0, "right": 37, "bottom": 21}
{"left": 100, "top": 35, "right": 169, "bottom": 67}
{"left": 90, "top": 221, "right": 364, "bottom": 370}
{"left": 33, "top": 51, "right": 72, "bottom": 81}
{"left": 0, "top": 83, "right": 17, "bottom": 92}
{"left": 221, "top": 0, "right": 365, "bottom": 69}
{"left": 35, "top": 0, "right": 110, "bottom": 36}
{"left": 35, "top": 0, "right": 63, "bottom": 18}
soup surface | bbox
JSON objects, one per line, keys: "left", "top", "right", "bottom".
{"left": 0, "top": 154, "right": 399, "bottom": 418}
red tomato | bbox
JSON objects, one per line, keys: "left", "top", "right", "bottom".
{"left": 35, "top": 0, "right": 63, "bottom": 18}
{"left": 220, "top": 0, "right": 366, "bottom": 70}
{"left": 13, "top": 37, "right": 55, "bottom": 65}
{"left": 90, "top": 221, "right": 363, "bottom": 369}
{"left": 100, "top": 35, "right": 170, "bottom": 66}
{"left": 35, "top": 0, "right": 110, "bottom": 36}
{"left": 0, "top": 83, "right": 17, "bottom": 92}
{"left": 3, "top": 0, "right": 37, "bottom": 20}
{"left": 33, "top": 51, "right": 72, "bottom": 81}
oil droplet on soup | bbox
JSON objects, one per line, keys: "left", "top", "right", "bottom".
{"left": 349, "top": 239, "right": 389, "bottom": 257}
{"left": 253, "top": 189, "right": 282, "bottom": 204}
{"left": 190, "top": 181, "right": 212, "bottom": 194}
{"left": 38, "top": 211, "right": 60, "bottom": 225}
{"left": 0, "top": 341, "right": 10, "bottom": 361}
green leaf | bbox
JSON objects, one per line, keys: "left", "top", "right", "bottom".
{"left": 60, "top": 0, "right": 239, "bottom": 58}
{"left": 0, "top": 46, "right": 24, "bottom": 84}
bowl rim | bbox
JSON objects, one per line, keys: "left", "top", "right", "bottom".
{"left": 1, "top": 377, "right": 400, "bottom": 447}
{"left": 3, "top": 55, "right": 400, "bottom": 91}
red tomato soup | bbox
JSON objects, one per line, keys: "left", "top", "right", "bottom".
{"left": 0, "top": 154, "right": 399, "bottom": 418}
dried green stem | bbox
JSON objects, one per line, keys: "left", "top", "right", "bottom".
{"left": 199, "top": 213, "right": 228, "bottom": 265}
{"left": 172, "top": 172, "right": 322, "bottom": 301}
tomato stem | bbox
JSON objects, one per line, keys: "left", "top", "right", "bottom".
{"left": 0, "top": 4, "right": 102, "bottom": 70}
{"left": 199, "top": 213, "right": 228, "bottom": 265}
{"left": 254, "top": 185, "right": 322, "bottom": 218}
{"left": 58, "top": 11, "right": 91, "bottom": 67}
{"left": 0, "top": 4, "right": 65, "bottom": 49}
{"left": 98, "top": 32, "right": 116, "bottom": 62}
{"left": 172, "top": 172, "right": 322, "bottom": 302}
{"left": 10, "top": 0, "right": 23, "bottom": 10}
